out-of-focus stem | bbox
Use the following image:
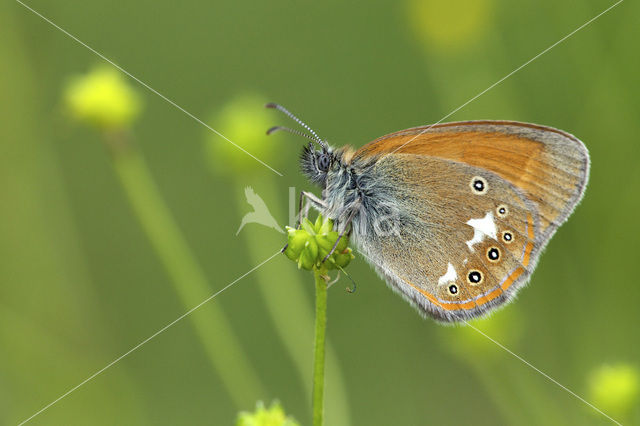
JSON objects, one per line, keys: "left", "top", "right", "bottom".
{"left": 108, "top": 137, "right": 265, "bottom": 407}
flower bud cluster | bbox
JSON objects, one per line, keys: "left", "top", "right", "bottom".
{"left": 284, "top": 215, "right": 354, "bottom": 271}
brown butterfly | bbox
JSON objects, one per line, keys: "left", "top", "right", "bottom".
{"left": 268, "top": 104, "right": 589, "bottom": 322}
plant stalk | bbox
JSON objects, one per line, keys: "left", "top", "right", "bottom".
{"left": 312, "top": 268, "right": 328, "bottom": 426}
{"left": 108, "top": 138, "right": 265, "bottom": 407}
{"left": 234, "top": 183, "right": 351, "bottom": 425}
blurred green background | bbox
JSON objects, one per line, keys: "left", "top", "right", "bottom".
{"left": 2, "top": 0, "right": 639, "bottom": 425}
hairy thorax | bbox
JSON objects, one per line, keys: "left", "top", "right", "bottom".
{"left": 322, "top": 150, "right": 413, "bottom": 244}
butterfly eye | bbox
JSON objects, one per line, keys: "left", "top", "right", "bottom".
{"left": 502, "top": 231, "right": 514, "bottom": 244}
{"left": 317, "top": 153, "right": 331, "bottom": 172}
{"left": 467, "top": 270, "right": 484, "bottom": 285}
{"left": 487, "top": 247, "right": 501, "bottom": 262}
{"left": 470, "top": 176, "right": 488, "bottom": 194}
{"left": 448, "top": 284, "right": 459, "bottom": 295}
{"left": 496, "top": 204, "right": 509, "bottom": 217}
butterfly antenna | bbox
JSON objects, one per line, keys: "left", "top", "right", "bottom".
{"left": 266, "top": 126, "right": 318, "bottom": 142}
{"left": 265, "top": 103, "right": 328, "bottom": 150}
{"left": 336, "top": 264, "right": 357, "bottom": 294}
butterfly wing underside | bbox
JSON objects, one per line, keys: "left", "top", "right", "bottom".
{"left": 352, "top": 121, "right": 589, "bottom": 322}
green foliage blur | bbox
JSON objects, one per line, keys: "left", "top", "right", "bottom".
{"left": 2, "top": 0, "right": 639, "bottom": 425}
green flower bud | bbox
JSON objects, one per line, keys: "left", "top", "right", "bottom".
{"left": 236, "top": 401, "right": 300, "bottom": 426}
{"left": 331, "top": 249, "right": 354, "bottom": 269}
{"left": 334, "top": 232, "right": 349, "bottom": 253}
{"left": 315, "top": 232, "right": 354, "bottom": 270}
{"left": 315, "top": 215, "right": 333, "bottom": 234}
{"left": 284, "top": 214, "right": 354, "bottom": 272}
{"left": 301, "top": 217, "right": 317, "bottom": 235}
{"left": 284, "top": 228, "right": 309, "bottom": 261}
{"left": 298, "top": 238, "right": 319, "bottom": 270}
{"left": 314, "top": 234, "right": 335, "bottom": 260}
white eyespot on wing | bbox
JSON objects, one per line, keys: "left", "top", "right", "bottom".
{"left": 437, "top": 262, "right": 457, "bottom": 286}
{"left": 466, "top": 211, "right": 497, "bottom": 251}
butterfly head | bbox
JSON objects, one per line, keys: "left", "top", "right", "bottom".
{"left": 300, "top": 143, "right": 333, "bottom": 186}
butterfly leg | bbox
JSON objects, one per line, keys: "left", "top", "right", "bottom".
{"left": 282, "top": 191, "right": 327, "bottom": 253}
{"left": 320, "top": 223, "right": 349, "bottom": 263}
{"left": 296, "top": 191, "right": 326, "bottom": 228}
{"left": 321, "top": 198, "right": 361, "bottom": 263}
{"left": 301, "top": 191, "right": 326, "bottom": 224}
{"left": 296, "top": 191, "right": 305, "bottom": 228}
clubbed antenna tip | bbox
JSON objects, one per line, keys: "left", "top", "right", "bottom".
{"left": 264, "top": 102, "right": 328, "bottom": 150}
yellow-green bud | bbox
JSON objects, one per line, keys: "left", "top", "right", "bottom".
{"left": 331, "top": 249, "right": 354, "bottom": 269}
{"left": 588, "top": 363, "right": 639, "bottom": 418}
{"left": 407, "top": 0, "right": 494, "bottom": 53}
{"left": 206, "top": 94, "right": 282, "bottom": 176}
{"left": 284, "top": 229, "right": 309, "bottom": 261}
{"left": 315, "top": 231, "right": 352, "bottom": 270}
{"left": 298, "top": 238, "right": 319, "bottom": 271}
{"left": 315, "top": 234, "right": 334, "bottom": 260}
{"left": 64, "top": 66, "right": 142, "bottom": 130}
{"left": 284, "top": 215, "right": 354, "bottom": 271}
{"left": 236, "top": 401, "right": 300, "bottom": 426}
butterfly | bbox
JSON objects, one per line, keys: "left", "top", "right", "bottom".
{"left": 267, "top": 104, "right": 589, "bottom": 322}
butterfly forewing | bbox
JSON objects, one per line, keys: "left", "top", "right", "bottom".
{"left": 354, "top": 121, "right": 589, "bottom": 242}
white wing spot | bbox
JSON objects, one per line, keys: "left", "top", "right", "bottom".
{"left": 466, "top": 211, "right": 498, "bottom": 251}
{"left": 438, "top": 262, "right": 457, "bottom": 286}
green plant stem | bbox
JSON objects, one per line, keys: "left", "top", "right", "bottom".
{"left": 234, "top": 183, "right": 351, "bottom": 426}
{"left": 312, "top": 268, "right": 328, "bottom": 426}
{"left": 109, "top": 140, "right": 265, "bottom": 407}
